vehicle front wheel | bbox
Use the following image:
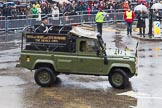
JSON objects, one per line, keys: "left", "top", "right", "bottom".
{"left": 109, "top": 69, "right": 129, "bottom": 89}
{"left": 34, "top": 67, "right": 56, "bottom": 87}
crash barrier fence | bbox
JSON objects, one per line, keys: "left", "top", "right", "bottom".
{"left": 0, "top": 12, "right": 126, "bottom": 42}
{"left": 0, "top": 8, "right": 142, "bottom": 21}
{"left": 0, "top": 9, "right": 127, "bottom": 20}
{"left": 0, "top": 12, "right": 128, "bottom": 31}
{"left": 1, "top": 11, "right": 155, "bottom": 42}
{"left": 1, "top": 6, "right": 158, "bottom": 32}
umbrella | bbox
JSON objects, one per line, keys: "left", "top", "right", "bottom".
{"left": 52, "top": 0, "right": 70, "bottom": 4}
{"left": 137, "top": 0, "right": 146, "bottom": 3}
{"left": 134, "top": 4, "right": 148, "bottom": 12}
{"left": 3, "top": 2, "right": 15, "bottom": 7}
{"left": 151, "top": 3, "right": 162, "bottom": 9}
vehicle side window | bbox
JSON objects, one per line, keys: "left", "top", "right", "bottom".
{"left": 80, "top": 41, "right": 87, "bottom": 52}
{"left": 80, "top": 40, "right": 98, "bottom": 52}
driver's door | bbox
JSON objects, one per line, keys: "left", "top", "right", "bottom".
{"left": 77, "top": 39, "right": 104, "bottom": 74}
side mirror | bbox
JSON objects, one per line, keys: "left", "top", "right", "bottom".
{"left": 104, "top": 43, "right": 106, "bottom": 47}
{"left": 104, "top": 43, "right": 106, "bottom": 49}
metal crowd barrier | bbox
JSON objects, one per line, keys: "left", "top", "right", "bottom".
{"left": 0, "top": 12, "right": 126, "bottom": 31}
{"left": 0, "top": 12, "right": 128, "bottom": 42}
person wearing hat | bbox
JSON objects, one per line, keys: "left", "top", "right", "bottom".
{"left": 95, "top": 8, "right": 108, "bottom": 36}
{"left": 35, "top": 15, "right": 49, "bottom": 33}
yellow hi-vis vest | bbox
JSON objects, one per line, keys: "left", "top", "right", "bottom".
{"left": 95, "top": 12, "right": 105, "bottom": 23}
{"left": 126, "top": 11, "right": 132, "bottom": 19}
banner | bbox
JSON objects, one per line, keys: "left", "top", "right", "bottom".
{"left": 26, "top": 33, "right": 67, "bottom": 44}
{"left": 153, "top": 21, "right": 161, "bottom": 37}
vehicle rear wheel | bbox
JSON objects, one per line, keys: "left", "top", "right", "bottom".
{"left": 109, "top": 69, "right": 129, "bottom": 89}
{"left": 34, "top": 67, "right": 56, "bottom": 87}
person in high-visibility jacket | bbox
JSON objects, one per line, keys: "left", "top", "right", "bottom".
{"left": 95, "top": 8, "right": 107, "bottom": 35}
{"left": 124, "top": 8, "right": 135, "bottom": 36}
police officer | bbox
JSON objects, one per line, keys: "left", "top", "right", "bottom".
{"left": 35, "top": 15, "right": 49, "bottom": 33}
{"left": 124, "top": 8, "right": 135, "bottom": 36}
{"left": 95, "top": 8, "right": 107, "bottom": 36}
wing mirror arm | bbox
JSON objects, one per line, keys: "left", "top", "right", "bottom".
{"left": 97, "top": 49, "right": 100, "bottom": 56}
{"left": 103, "top": 49, "right": 108, "bottom": 65}
{"left": 104, "top": 56, "right": 108, "bottom": 65}
{"left": 104, "top": 43, "right": 106, "bottom": 49}
{"left": 97, "top": 49, "right": 108, "bottom": 65}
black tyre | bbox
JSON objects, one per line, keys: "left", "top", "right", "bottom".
{"left": 109, "top": 69, "right": 129, "bottom": 89}
{"left": 34, "top": 67, "right": 56, "bottom": 87}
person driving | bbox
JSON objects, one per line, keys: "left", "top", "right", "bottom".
{"left": 80, "top": 41, "right": 88, "bottom": 52}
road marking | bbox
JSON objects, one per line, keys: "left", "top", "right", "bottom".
{"left": 154, "top": 47, "right": 161, "bottom": 51}
{"left": 117, "top": 91, "right": 149, "bottom": 98}
{"left": 117, "top": 91, "right": 162, "bottom": 100}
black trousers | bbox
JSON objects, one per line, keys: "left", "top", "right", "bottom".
{"left": 96, "top": 22, "right": 103, "bottom": 35}
{"left": 139, "top": 27, "right": 145, "bottom": 36}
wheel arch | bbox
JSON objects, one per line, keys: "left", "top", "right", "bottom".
{"left": 108, "top": 64, "right": 134, "bottom": 78}
{"left": 33, "top": 60, "right": 56, "bottom": 71}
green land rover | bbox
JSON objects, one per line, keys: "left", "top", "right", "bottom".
{"left": 17, "top": 25, "right": 138, "bottom": 89}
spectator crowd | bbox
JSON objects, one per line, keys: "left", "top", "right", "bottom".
{"left": 0, "top": 0, "right": 150, "bottom": 20}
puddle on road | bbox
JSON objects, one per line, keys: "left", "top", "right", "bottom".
{"left": 0, "top": 75, "right": 26, "bottom": 108}
{"left": 0, "top": 43, "right": 20, "bottom": 51}
{"left": 0, "top": 76, "right": 27, "bottom": 87}
{"left": 0, "top": 48, "right": 20, "bottom": 64}
{"left": 0, "top": 62, "right": 17, "bottom": 70}
{"left": 55, "top": 75, "right": 111, "bottom": 91}
{"left": 0, "top": 86, "right": 24, "bottom": 108}
{"left": 0, "top": 75, "right": 27, "bottom": 108}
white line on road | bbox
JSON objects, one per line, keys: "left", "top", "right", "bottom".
{"left": 117, "top": 91, "right": 162, "bottom": 100}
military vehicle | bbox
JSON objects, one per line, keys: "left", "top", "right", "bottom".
{"left": 17, "top": 25, "right": 138, "bottom": 89}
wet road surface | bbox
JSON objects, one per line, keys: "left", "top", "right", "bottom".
{"left": 0, "top": 67, "right": 137, "bottom": 108}
{"left": 109, "top": 27, "right": 162, "bottom": 108}
{"left": 0, "top": 25, "right": 162, "bottom": 108}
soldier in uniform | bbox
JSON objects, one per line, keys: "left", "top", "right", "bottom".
{"left": 35, "top": 15, "right": 49, "bottom": 33}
